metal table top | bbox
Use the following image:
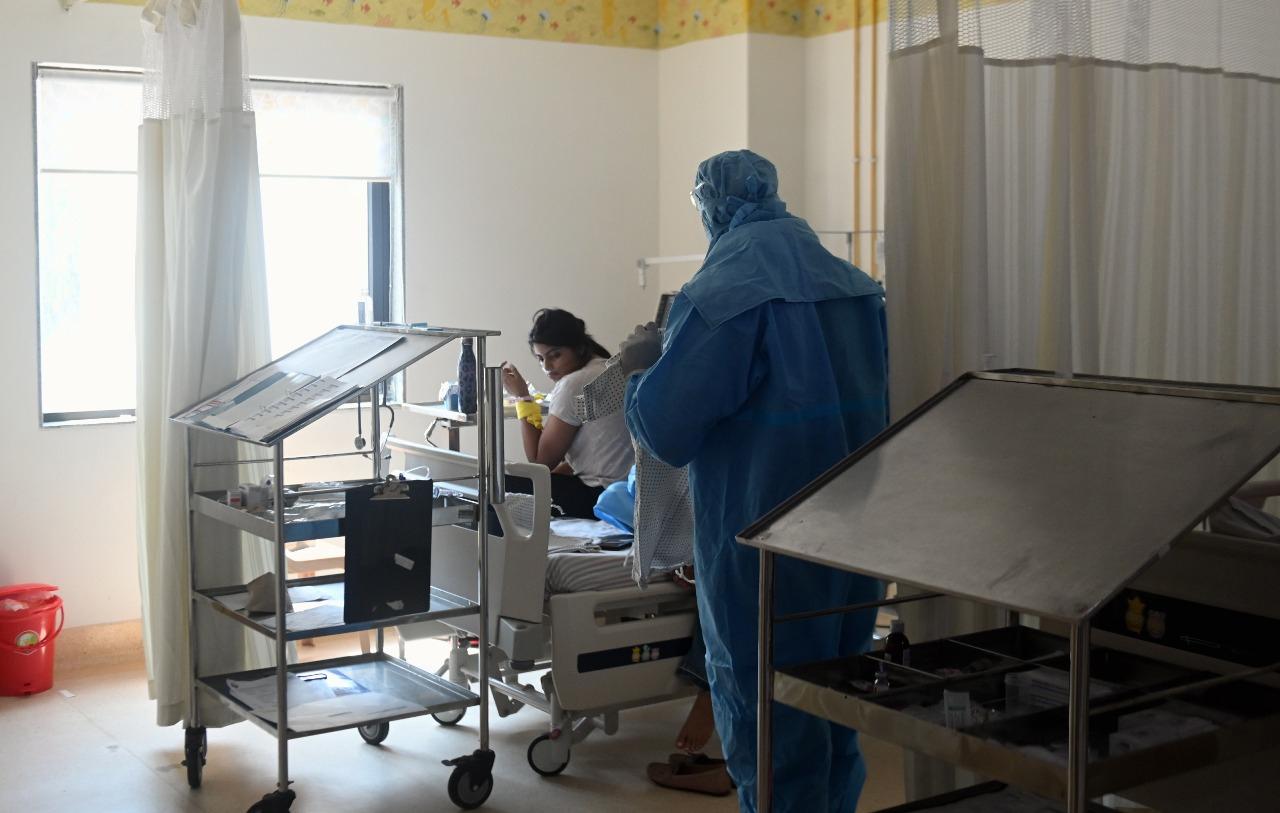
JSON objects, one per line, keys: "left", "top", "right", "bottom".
{"left": 739, "top": 372, "right": 1280, "bottom": 622}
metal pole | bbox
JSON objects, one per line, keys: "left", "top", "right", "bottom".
{"left": 852, "top": 0, "right": 862, "bottom": 268}
{"left": 757, "top": 549, "right": 776, "bottom": 813}
{"left": 869, "top": 9, "right": 880, "bottom": 282}
{"left": 487, "top": 367, "right": 506, "bottom": 502}
{"left": 185, "top": 431, "right": 201, "bottom": 728}
{"left": 475, "top": 337, "right": 491, "bottom": 751}
{"left": 369, "top": 384, "right": 383, "bottom": 481}
{"left": 1067, "top": 621, "right": 1091, "bottom": 813}
{"left": 371, "top": 381, "right": 386, "bottom": 658}
{"left": 193, "top": 450, "right": 373, "bottom": 468}
{"left": 273, "top": 442, "right": 290, "bottom": 792}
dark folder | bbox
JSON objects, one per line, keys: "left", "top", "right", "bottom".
{"left": 342, "top": 480, "right": 434, "bottom": 624}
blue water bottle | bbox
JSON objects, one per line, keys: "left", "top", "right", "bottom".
{"left": 457, "top": 338, "right": 477, "bottom": 415}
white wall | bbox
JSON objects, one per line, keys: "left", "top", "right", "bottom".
{"left": 747, "top": 35, "right": 808, "bottom": 218}
{"left": 654, "top": 31, "right": 861, "bottom": 293}
{"left": 805, "top": 30, "right": 856, "bottom": 258}
{"left": 0, "top": 2, "right": 658, "bottom": 627}
{"left": 655, "top": 34, "right": 748, "bottom": 292}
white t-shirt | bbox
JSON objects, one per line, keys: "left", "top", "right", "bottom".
{"left": 547, "top": 357, "right": 635, "bottom": 488}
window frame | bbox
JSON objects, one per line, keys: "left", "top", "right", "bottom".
{"left": 32, "top": 63, "right": 405, "bottom": 427}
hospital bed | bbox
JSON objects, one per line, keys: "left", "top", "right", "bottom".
{"left": 387, "top": 437, "right": 698, "bottom": 776}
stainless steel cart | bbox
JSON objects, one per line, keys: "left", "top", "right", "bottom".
{"left": 739, "top": 371, "right": 1280, "bottom": 813}
{"left": 171, "top": 325, "right": 506, "bottom": 812}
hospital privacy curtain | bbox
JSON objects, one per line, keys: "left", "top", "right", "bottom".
{"left": 136, "top": 0, "right": 275, "bottom": 728}
{"left": 885, "top": 0, "right": 1280, "bottom": 415}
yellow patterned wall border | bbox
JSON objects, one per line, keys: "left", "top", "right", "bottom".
{"left": 90, "top": 0, "right": 887, "bottom": 49}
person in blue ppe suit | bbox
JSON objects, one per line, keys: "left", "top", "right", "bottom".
{"left": 621, "top": 150, "right": 888, "bottom": 813}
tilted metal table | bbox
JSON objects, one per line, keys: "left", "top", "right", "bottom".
{"left": 739, "top": 371, "right": 1280, "bottom": 813}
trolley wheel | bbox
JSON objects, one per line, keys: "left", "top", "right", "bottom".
{"left": 246, "top": 788, "right": 296, "bottom": 813}
{"left": 183, "top": 726, "right": 207, "bottom": 789}
{"left": 432, "top": 707, "right": 467, "bottom": 726}
{"left": 447, "top": 764, "right": 493, "bottom": 810}
{"left": 526, "top": 734, "right": 569, "bottom": 777}
{"left": 358, "top": 721, "right": 390, "bottom": 745}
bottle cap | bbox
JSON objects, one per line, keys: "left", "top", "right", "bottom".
{"left": 890, "top": 619, "right": 905, "bottom": 635}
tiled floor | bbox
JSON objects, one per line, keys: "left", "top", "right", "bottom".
{"left": 0, "top": 633, "right": 907, "bottom": 813}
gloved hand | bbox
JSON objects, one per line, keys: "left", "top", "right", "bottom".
{"left": 618, "top": 322, "right": 661, "bottom": 374}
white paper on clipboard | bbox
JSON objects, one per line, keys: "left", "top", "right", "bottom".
{"left": 176, "top": 367, "right": 287, "bottom": 424}
{"left": 224, "top": 376, "right": 357, "bottom": 443}
{"left": 201, "top": 372, "right": 316, "bottom": 430}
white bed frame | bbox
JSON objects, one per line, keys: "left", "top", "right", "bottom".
{"left": 388, "top": 437, "right": 698, "bottom": 775}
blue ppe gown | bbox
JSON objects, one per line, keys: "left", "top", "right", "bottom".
{"left": 625, "top": 150, "right": 888, "bottom": 813}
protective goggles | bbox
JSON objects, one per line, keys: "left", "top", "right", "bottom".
{"left": 689, "top": 181, "right": 714, "bottom": 210}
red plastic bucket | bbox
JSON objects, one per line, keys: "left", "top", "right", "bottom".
{"left": 0, "top": 583, "right": 64, "bottom": 696}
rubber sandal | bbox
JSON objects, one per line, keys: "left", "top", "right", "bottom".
{"left": 646, "top": 761, "right": 735, "bottom": 797}
{"left": 667, "top": 753, "right": 727, "bottom": 771}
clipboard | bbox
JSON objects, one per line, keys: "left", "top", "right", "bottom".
{"left": 342, "top": 479, "right": 435, "bottom": 624}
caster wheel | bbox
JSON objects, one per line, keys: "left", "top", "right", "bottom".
{"left": 246, "top": 788, "right": 295, "bottom": 812}
{"left": 358, "top": 721, "right": 390, "bottom": 745}
{"left": 447, "top": 764, "right": 493, "bottom": 810}
{"left": 432, "top": 707, "right": 466, "bottom": 726}
{"left": 183, "top": 726, "right": 207, "bottom": 789}
{"left": 526, "top": 733, "right": 569, "bottom": 777}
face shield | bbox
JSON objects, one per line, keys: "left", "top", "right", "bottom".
{"left": 690, "top": 181, "right": 716, "bottom": 239}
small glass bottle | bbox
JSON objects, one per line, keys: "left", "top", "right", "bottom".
{"left": 884, "top": 619, "right": 911, "bottom": 667}
{"left": 457, "top": 338, "right": 477, "bottom": 415}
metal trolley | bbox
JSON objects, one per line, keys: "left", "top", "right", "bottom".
{"left": 171, "top": 325, "right": 507, "bottom": 812}
{"left": 740, "top": 371, "right": 1280, "bottom": 813}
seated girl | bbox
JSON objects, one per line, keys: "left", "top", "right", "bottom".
{"left": 501, "top": 308, "right": 634, "bottom": 519}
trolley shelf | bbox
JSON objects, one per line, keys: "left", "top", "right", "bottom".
{"left": 196, "top": 576, "right": 479, "bottom": 641}
{"left": 191, "top": 489, "right": 474, "bottom": 543}
{"left": 197, "top": 652, "right": 478, "bottom": 740}
{"left": 776, "top": 627, "right": 1280, "bottom": 802}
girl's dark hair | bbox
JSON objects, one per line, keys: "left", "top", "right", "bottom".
{"left": 529, "top": 308, "right": 611, "bottom": 362}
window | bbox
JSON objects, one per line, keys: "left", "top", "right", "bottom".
{"left": 34, "top": 65, "right": 403, "bottom": 425}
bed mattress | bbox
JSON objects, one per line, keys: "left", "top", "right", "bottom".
{"left": 544, "top": 540, "right": 677, "bottom": 595}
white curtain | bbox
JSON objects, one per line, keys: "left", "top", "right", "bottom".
{"left": 886, "top": 0, "right": 1280, "bottom": 407}
{"left": 884, "top": 0, "right": 1280, "bottom": 799}
{"left": 135, "top": 0, "right": 274, "bottom": 727}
